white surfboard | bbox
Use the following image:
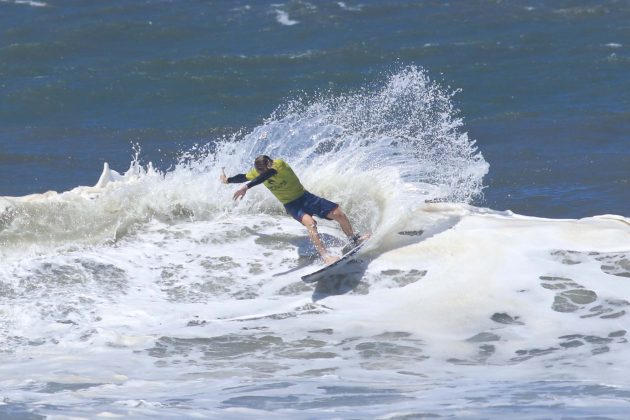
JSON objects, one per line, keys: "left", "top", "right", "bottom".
{"left": 301, "top": 238, "right": 370, "bottom": 283}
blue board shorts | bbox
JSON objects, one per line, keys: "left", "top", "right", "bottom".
{"left": 283, "top": 191, "right": 338, "bottom": 222}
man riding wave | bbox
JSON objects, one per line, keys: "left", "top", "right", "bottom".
{"left": 220, "top": 155, "right": 367, "bottom": 264}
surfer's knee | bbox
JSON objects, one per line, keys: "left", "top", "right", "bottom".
{"left": 326, "top": 206, "right": 343, "bottom": 220}
{"left": 300, "top": 214, "right": 317, "bottom": 230}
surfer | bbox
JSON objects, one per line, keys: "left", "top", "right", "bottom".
{"left": 220, "top": 155, "right": 365, "bottom": 265}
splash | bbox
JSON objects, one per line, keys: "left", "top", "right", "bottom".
{"left": 213, "top": 66, "right": 488, "bottom": 236}
{"left": 215, "top": 66, "right": 488, "bottom": 204}
{"left": 0, "top": 66, "right": 488, "bottom": 255}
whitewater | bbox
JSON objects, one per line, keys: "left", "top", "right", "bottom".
{"left": 1, "top": 68, "right": 629, "bottom": 419}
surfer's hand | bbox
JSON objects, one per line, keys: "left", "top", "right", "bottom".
{"left": 233, "top": 185, "right": 248, "bottom": 200}
{"left": 220, "top": 167, "right": 228, "bottom": 184}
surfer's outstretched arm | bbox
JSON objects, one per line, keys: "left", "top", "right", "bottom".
{"left": 223, "top": 174, "right": 248, "bottom": 183}
{"left": 220, "top": 168, "right": 278, "bottom": 200}
{"left": 220, "top": 168, "right": 277, "bottom": 186}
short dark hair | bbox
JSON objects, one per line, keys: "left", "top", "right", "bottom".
{"left": 254, "top": 155, "right": 272, "bottom": 167}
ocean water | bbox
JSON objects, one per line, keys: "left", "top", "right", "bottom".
{"left": 1, "top": 1, "right": 629, "bottom": 418}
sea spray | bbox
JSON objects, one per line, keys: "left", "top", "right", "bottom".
{"left": 1, "top": 66, "right": 487, "bottom": 256}
{"left": 214, "top": 66, "right": 488, "bottom": 203}
{"left": 211, "top": 66, "right": 488, "bottom": 235}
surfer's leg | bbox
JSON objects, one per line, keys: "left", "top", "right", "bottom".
{"left": 327, "top": 207, "right": 370, "bottom": 246}
{"left": 326, "top": 207, "right": 355, "bottom": 238}
{"left": 300, "top": 214, "right": 338, "bottom": 265}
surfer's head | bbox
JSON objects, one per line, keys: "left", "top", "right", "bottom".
{"left": 254, "top": 155, "right": 273, "bottom": 173}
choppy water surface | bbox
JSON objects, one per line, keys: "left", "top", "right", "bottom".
{"left": 1, "top": 0, "right": 629, "bottom": 418}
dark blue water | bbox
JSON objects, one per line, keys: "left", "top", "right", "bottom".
{"left": 1, "top": 0, "right": 628, "bottom": 218}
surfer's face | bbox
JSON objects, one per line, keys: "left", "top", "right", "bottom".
{"left": 255, "top": 161, "right": 271, "bottom": 173}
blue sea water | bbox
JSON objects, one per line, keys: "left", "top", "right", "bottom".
{"left": 1, "top": 1, "right": 630, "bottom": 419}
{"left": 1, "top": 0, "right": 628, "bottom": 217}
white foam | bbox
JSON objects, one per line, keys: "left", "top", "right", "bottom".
{"left": 0, "top": 0, "right": 47, "bottom": 6}
{"left": 1, "top": 202, "right": 630, "bottom": 416}
{"left": 1, "top": 67, "right": 629, "bottom": 416}
{"left": 337, "top": 2, "right": 363, "bottom": 12}
{"left": 274, "top": 9, "right": 299, "bottom": 26}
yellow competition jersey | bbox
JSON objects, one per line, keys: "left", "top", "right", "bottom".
{"left": 246, "top": 159, "right": 305, "bottom": 204}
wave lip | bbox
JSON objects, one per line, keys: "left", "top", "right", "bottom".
{"left": 0, "top": 160, "right": 166, "bottom": 257}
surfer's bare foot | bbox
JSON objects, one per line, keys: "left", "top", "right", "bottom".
{"left": 350, "top": 233, "right": 371, "bottom": 246}
{"left": 323, "top": 255, "right": 340, "bottom": 265}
